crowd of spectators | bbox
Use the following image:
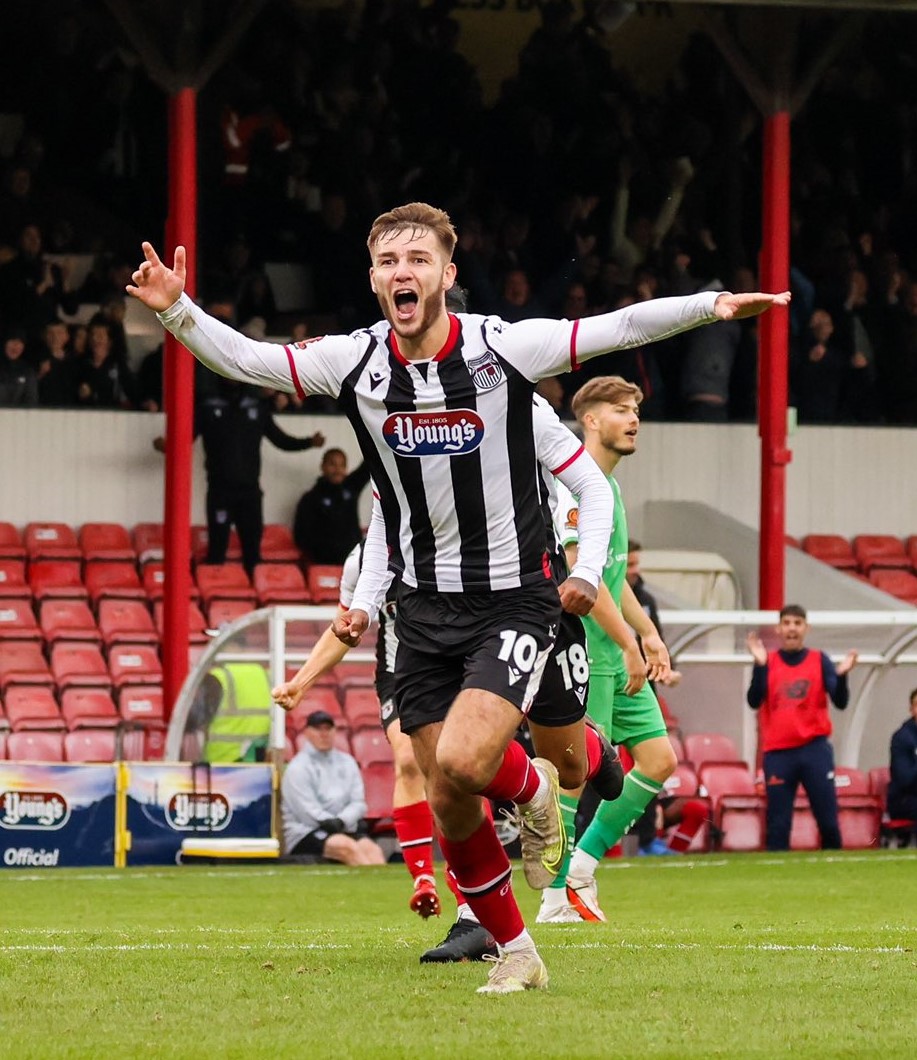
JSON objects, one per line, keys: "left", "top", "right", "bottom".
{"left": 2, "top": 1, "right": 917, "bottom": 425}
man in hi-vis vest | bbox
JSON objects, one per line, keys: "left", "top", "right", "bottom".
{"left": 746, "top": 605, "right": 858, "bottom": 851}
{"left": 200, "top": 662, "right": 273, "bottom": 763}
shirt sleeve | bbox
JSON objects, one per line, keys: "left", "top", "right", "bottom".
{"left": 821, "top": 652, "right": 850, "bottom": 709}
{"left": 156, "top": 293, "right": 358, "bottom": 398}
{"left": 493, "top": 291, "right": 720, "bottom": 381}
{"left": 550, "top": 451, "right": 612, "bottom": 589}
{"left": 746, "top": 664, "right": 768, "bottom": 709}
{"left": 349, "top": 489, "right": 393, "bottom": 617}
{"left": 338, "top": 545, "right": 362, "bottom": 609}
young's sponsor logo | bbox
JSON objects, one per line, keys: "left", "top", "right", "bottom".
{"left": 382, "top": 410, "right": 484, "bottom": 456}
{"left": 3, "top": 846, "right": 60, "bottom": 867}
{"left": 166, "top": 792, "right": 232, "bottom": 831}
{"left": 0, "top": 791, "right": 70, "bottom": 830}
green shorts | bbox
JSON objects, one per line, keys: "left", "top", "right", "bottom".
{"left": 586, "top": 669, "right": 668, "bottom": 749}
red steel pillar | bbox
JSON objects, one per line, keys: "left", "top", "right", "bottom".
{"left": 757, "top": 110, "right": 793, "bottom": 609}
{"left": 162, "top": 87, "right": 197, "bottom": 720}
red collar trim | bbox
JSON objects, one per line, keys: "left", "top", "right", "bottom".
{"left": 390, "top": 314, "right": 460, "bottom": 366}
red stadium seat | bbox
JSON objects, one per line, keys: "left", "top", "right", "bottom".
{"left": 6, "top": 729, "right": 65, "bottom": 762}
{"left": 60, "top": 688, "right": 120, "bottom": 729}
{"left": 24, "top": 522, "right": 81, "bottom": 562}
{"left": 108, "top": 645, "right": 162, "bottom": 690}
{"left": 801, "top": 534, "right": 857, "bottom": 571}
{"left": 39, "top": 600, "right": 101, "bottom": 645}
{"left": 362, "top": 760, "right": 395, "bottom": 828}
{"left": 683, "top": 732, "right": 742, "bottom": 771}
{"left": 698, "top": 762, "right": 763, "bottom": 852}
{"left": 343, "top": 688, "right": 381, "bottom": 730}
{"left": 334, "top": 661, "right": 375, "bottom": 689}
{"left": 667, "top": 731, "right": 685, "bottom": 762}
{"left": 0, "top": 560, "right": 30, "bottom": 601}
{"left": 84, "top": 562, "right": 145, "bottom": 605}
{"left": 28, "top": 561, "right": 88, "bottom": 602}
{"left": 868, "top": 569, "right": 917, "bottom": 605}
{"left": 252, "top": 563, "right": 309, "bottom": 605}
{"left": 284, "top": 687, "right": 345, "bottom": 734}
{"left": 852, "top": 534, "right": 909, "bottom": 575}
{"left": 307, "top": 565, "right": 344, "bottom": 603}
{"left": 906, "top": 535, "right": 917, "bottom": 572}
{"left": 833, "top": 766, "right": 871, "bottom": 796}
{"left": 132, "top": 523, "right": 164, "bottom": 566}
{"left": 0, "top": 599, "right": 42, "bottom": 641}
{"left": 837, "top": 793, "right": 882, "bottom": 849}
{"left": 51, "top": 642, "right": 111, "bottom": 692}
{"left": 192, "top": 525, "right": 242, "bottom": 564}
{"left": 665, "top": 762, "right": 700, "bottom": 798}
{"left": 206, "top": 598, "right": 256, "bottom": 629}
{"left": 0, "top": 522, "right": 26, "bottom": 561}
{"left": 3, "top": 686, "right": 64, "bottom": 731}
{"left": 64, "top": 728, "right": 118, "bottom": 763}
{"left": 97, "top": 599, "right": 158, "bottom": 647}
{"left": 119, "top": 685, "right": 165, "bottom": 727}
{"left": 143, "top": 563, "right": 202, "bottom": 603}
{"left": 0, "top": 642, "right": 53, "bottom": 691}
{"left": 261, "top": 524, "right": 301, "bottom": 563}
{"left": 350, "top": 727, "right": 394, "bottom": 767}
{"left": 79, "top": 522, "right": 136, "bottom": 563}
{"left": 152, "top": 600, "right": 209, "bottom": 646}
{"left": 868, "top": 766, "right": 917, "bottom": 845}
{"left": 195, "top": 564, "right": 257, "bottom": 607}
{"left": 121, "top": 725, "right": 167, "bottom": 761}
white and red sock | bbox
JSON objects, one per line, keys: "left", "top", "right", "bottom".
{"left": 668, "top": 798, "right": 708, "bottom": 853}
{"left": 393, "top": 800, "right": 435, "bottom": 883}
{"left": 478, "top": 741, "right": 541, "bottom": 804}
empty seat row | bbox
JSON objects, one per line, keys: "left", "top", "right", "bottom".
{"left": 802, "top": 533, "right": 917, "bottom": 576}
{"left": 0, "top": 641, "right": 162, "bottom": 694}
{"left": 0, "top": 684, "right": 164, "bottom": 732}
{"left": 0, "top": 726, "right": 167, "bottom": 763}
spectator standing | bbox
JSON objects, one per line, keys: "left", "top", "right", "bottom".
{"left": 887, "top": 688, "right": 917, "bottom": 824}
{"left": 281, "top": 710, "right": 386, "bottom": 865}
{"left": 37, "top": 320, "right": 78, "bottom": 406}
{"left": 0, "top": 223, "right": 78, "bottom": 332}
{"left": 175, "top": 379, "right": 324, "bottom": 575}
{"left": 0, "top": 328, "right": 38, "bottom": 406}
{"left": 293, "top": 448, "right": 369, "bottom": 565}
{"left": 74, "top": 321, "right": 135, "bottom": 408}
{"left": 792, "top": 308, "right": 846, "bottom": 424}
{"left": 746, "top": 604, "right": 858, "bottom": 851}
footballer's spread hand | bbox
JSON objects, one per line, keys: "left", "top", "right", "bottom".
{"left": 333, "top": 609, "right": 369, "bottom": 647}
{"left": 559, "top": 576, "right": 597, "bottom": 616}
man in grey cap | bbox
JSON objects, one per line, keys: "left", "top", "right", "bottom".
{"left": 281, "top": 709, "right": 387, "bottom": 865}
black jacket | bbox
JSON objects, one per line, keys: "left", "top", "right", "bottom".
{"left": 293, "top": 464, "right": 370, "bottom": 564}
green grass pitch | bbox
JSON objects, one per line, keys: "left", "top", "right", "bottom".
{"left": 1, "top": 851, "right": 915, "bottom": 1059}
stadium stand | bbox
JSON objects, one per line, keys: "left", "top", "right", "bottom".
{"left": 698, "top": 762, "right": 763, "bottom": 852}
{"left": 24, "top": 523, "right": 81, "bottom": 562}
{"left": 0, "top": 599, "right": 42, "bottom": 641}
{"left": 3, "top": 686, "right": 65, "bottom": 731}
{"left": 97, "top": 599, "right": 158, "bottom": 647}
{"left": 132, "top": 523, "right": 164, "bottom": 566}
{"left": 666, "top": 762, "right": 700, "bottom": 799}
{"left": 867, "top": 569, "right": 917, "bottom": 605}
{"left": 118, "top": 685, "right": 165, "bottom": 727}
{"left": 51, "top": 643, "right": 111, "bottom": 692}
{"left": 29, "top": 561, "right": 88, "bottom": 602}
{"left": 350, "top": 727, "right": 394, "bottom": 768}
{"left": 0, "top": 642, "right": 53, "bottom": 690}
{"left": 252, "top": 563, "right": 309, "bottom": 605}
{"left": 64, "top": 728, "right": 118, "bottom": 763}
{"left": 108, "top": 645, "right": 162, "bottom": 690}
{"left": 59, "top": 688, "right": 120, "bottom": 729}
{"left": 39, "top": 600, "right": 101, "bottom": 645}
{"left": 361, "top": 760, "right": 396, "bottom": 827}
{"left": 801, "top": 534, "right": 858, "bottom": 571}
{"left": 260, "top": 524, "right": 301, "bottom": 563}
{"left": 683, "top": 732, "right": 743, "bottom": 771}
{"left": 84, "top": 562, "right": 146, "bottom": 605}
{"left": 0, "top": 560, "right": 30, "bottom": 601}
{"left": 852, "top": 534, "right": 910, "bottom": 575}
{"left": 306, "top": 565, "right": 344, "bottom": 603}
{"left": 195, "top": 564, "right": 257, "bottom": 608}
{"left": 0, "top": 523, "right": 26, "bottom": 561}
{"left": 6, "top": 730, "right": 65, "bottom": 762}
{"left": 342, "top": 688, "right": 381, "bottom": 731}
{"left": 79, "top": 523, "right": 136, "bottom": 563}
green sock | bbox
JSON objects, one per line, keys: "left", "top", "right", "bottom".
{"left": 548, "top": 793, "right": 579, "bottom": 889}
{"left": 578, "top": 770, "right": 663, "bottom": 861}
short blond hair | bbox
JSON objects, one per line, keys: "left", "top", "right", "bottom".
{"left": 367, "top": 202, "right": 457, "bottom": 260}
{"left": 571, "top": 376, "right": 643, "bottom": 423}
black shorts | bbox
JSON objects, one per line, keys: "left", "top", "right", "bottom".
{"left": 394, "top": 579, "right": 561, "bottom": 735}
{"left": 378, "top": 685, "right": 398, "bottom": 733}
{"left": 526, "top": 608, "right": 589, "bottom": 728}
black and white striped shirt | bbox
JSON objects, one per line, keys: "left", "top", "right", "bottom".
{"left": 159, "top": 292, "right": 717, "bottom": 592}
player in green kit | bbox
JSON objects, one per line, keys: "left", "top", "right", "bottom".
{"left": 545, "top": 375, "right": 677, "bottom": 923}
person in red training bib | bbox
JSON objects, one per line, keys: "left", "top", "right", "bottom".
{"left": 746, "top": 604, "right": 858, "bottom": 851}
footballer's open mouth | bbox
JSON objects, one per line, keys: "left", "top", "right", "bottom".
{"left": 394, "top": 290, "right": 419, "bottom": 320}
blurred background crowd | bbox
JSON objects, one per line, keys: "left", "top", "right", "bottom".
{"left": 2, "top": 0, "right": 917, "bottom": 425}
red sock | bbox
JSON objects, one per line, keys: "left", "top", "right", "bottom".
{"left": 393, "top": 801, "right": 435, "bottom": 882}
{"left": 478, "top": 740, "right": 540, "bottom": 803}
{"left": 441, "top": 799, "right": 494, "bottom": 909}
{"left": 584, "top": 725, "right": 602, "bottom": 782}
{"left": 437, "top": 817, "right": 525, "bottom": 945}
{"left": 668, "top": 798, "right": 708, "bottom": 852}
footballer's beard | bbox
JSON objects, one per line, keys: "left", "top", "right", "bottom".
{"left": 381, "top": 289, "right": 444, "bottom": 340}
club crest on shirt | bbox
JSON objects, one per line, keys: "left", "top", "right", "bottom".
{"left": 467, "top": 350, "right": 504, "bottom": 392}
{"left": 382, "top": 409, "right": 485, "bottom": 457}
{"left": 565, "top": 507, "right": 579, "bottom": 530}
